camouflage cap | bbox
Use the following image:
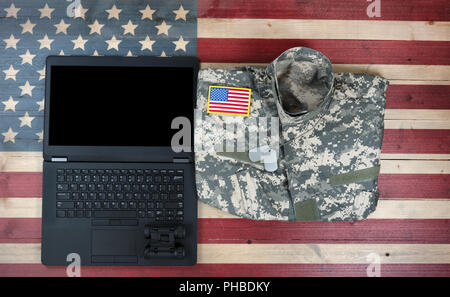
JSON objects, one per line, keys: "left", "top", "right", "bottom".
{"left": 267, "top": 47, "right": 334, "bottom": 119}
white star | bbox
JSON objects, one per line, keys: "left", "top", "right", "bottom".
{"left": 19, "top": 112, "right": 34, "bottom": 128}
{"left": 20, "top": 19, "right": 36, "bottom": 34}
{"left": 105, "top": 35, "right": 121, "bottom": 51}
{"left": 160, "top": 51, "right": 168, "bottom": 57}
{"left": 126, "top": 50, "right": 134, "bottom": 57}
{"left": 2, "top": 128, "right": 18, "bottom": 143}
{"left": 73, "top": 4, "right": 88, "bottom": 19}
{"left": 106, "top": 4, "right": 121, "bottom": 20}
{"left": 4, "top": 34, "right": 19, "bottom": 49}
{"left": 3, "top": 65, "right": 19, "bottom": 81}
{"left": 71, "top": 35, "right": 87, "bottom": 50}
{"left": 37, "top": 34, "right": 54, "bottom": 50}
{"left": 36, "top": 131, "right": 43, "bottom": 143}
{"left": 37, "top": 67, "right": 45, "bottom": 80}
{"left": 140, "top": 5, "right": 156, "bottom": 20}
{"left": 173, "top": 5, "right": 189, "bottom": 21}
{"left": 2, "top": 96, "right": 19, "bottom": 112}
{"left": 54, "top": 19, "right": 70, "bottom": 35}
{"left": 88, "top": 20, "right": 104, "bottom": 35}
{"left": 59, "top": 50, "right": 65, "bottom": 55}
{"left": 19, "top": 81, "right": 35, "bottom": 97}
{"left": 19, "top": 50, "right": 35, "bottom": 65}
{"left": 173, "top": 36, "right": 189, "bottom": 52}
{"left": 155, "top": 20, "right": 171, "bottom": 36}
{"left": 37, "top": 99, "right": 45, "bottom": 111}
{"left": 38, "top": 3, "right": 54, "bottom": 19}
{"left": 4, "top": 3, "right": 20, "bottom": 18}
{"left": 139, "top": 36, "right": 155, "bottom": 51}
{"left": 92, "top": 50, "right": 99, "bottom": 56}
{"left": 122, "top": 20, "right": 138, "bottom": 35}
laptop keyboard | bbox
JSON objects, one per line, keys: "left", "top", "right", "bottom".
{"left": 55, "top": 169, "right": 184, "bottom": 221}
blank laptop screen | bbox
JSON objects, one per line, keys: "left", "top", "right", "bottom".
{"left": 48, "top": 65, "right": 194, "bottom": 146}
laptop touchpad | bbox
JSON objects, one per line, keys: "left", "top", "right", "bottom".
{"left": 91, "top": 230, "right": 137, "bottom": 256}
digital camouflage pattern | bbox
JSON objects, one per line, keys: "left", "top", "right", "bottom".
{"left": 194, "top": 47, "right": 389, "bottom": 221}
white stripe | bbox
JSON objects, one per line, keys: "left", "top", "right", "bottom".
{"left": 1, "top": 243, "right": 449, "bottom": 264}
{"left": 385, "top": 109, "right": 450, "bottom": 120}
{"left": 201, "top": 63, "right": 450, "bottom": 81}
{"left": 228, "top": 94, "right": 250, "bottom": 99}
{"left": 229, "top": 90, "right": 250, "bottom": 95}
{"left": 227, "top": 98, "right": 250, "bottom": 102}
{"left": 200, "top": 199, "right": 450, "bottom": 220}
{"left": 198, "top": 18, "right": 450, "bottom": 41}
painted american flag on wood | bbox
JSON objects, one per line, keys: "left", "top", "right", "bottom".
{"left": 0, "top": 0, "right": 449, "bottom": 276}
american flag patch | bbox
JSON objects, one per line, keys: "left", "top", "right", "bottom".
{"left": 207, "top": 85, "right": 252, "bottom": 116}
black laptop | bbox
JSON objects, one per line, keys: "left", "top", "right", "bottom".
{"left": 41, "top": 56, "right": 198, "bottom": 266}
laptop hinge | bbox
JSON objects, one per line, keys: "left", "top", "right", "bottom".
{"left": 173, "top": 157, "right": 190, "bottom": 163}
{"left": 51, "top": 157, "right": 67, "bottom": 162}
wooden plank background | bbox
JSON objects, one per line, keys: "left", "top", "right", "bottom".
{"left": 0, "top": 0, "right": 449, "bottom": 276}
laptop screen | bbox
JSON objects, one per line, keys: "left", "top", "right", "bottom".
{"left": 48, "top": 65, "right": 194, "bottom": 146}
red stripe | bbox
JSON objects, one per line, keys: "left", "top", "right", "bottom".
{"left": 1, "top": 174, "right": 449, "bottom": 201}
{"left": 209, "top": 103, "right": 248, "bottom": 109}
{"left": 0, "top": 218, "right": 41, "bottom": 244}
{"left": 226, "top": 100, "right": 248, "bottom": 105}
{"left": 0, "top": 172, "right": 42, "bottom": 198}
{"left": 386, "top": 85, "right": 450, "bottom": 109}
{"left": 1, "top": 218, "right": 448, "bottom": 244}
{"left": 198, "top": 0, "right": 449, "bottom": 21}
{"left": 379, "top": 174, "right": 450, "bottom": 198}
{"left": 382, "top": 130, "right": 450, "bottom": 154}
{"left": 227, "top": 100, "right": 249, "bottom": 104}
{"left": 198, "top": 39, "right": 450, "bottom": 65}
{"left": 0, "top": 264, "right": 448, "bottom": 277}
{"left": 210, "top": 102, "right": 247, "bottom": 108}
{"left": 199, "top": 219, "right": 450, "bottom": 244}
{"left": 209, "top": 110, "right": 249, "bottom": 115}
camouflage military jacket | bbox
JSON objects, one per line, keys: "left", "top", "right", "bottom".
{"left": 194, "top": 47, "right": 389, "bottom": 221}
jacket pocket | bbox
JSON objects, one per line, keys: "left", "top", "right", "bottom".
{"left": 298, "top": 186, "right": 379, "bottom": 222}
{"left": 233, "top": 168, "right": 292, "bottom": 220}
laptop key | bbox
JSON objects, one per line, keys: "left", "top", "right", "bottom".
{"left": 57, "top": 201, "right": 74, "bottom": 209}
{"left": 173, "top": 176, "right": 184, "bottom": 183}
{"left": 56, "top": 193, "right": 69, "bottom": 200}
{"left": 56, "top": 210, "right": 66, "bottom": 218}
{"left": 93, "top": 210, "right": 137, "bottom": 218}
{"left": 57, "top": 184, "right": 69, "bottom": 191}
